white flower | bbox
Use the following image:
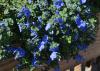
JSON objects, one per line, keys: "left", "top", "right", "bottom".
{"left": 50, "top": 52, "right": 57, "bottom": 60}
{"left": 45, "top": 23, "right": 51, "bottom": 31}
{"left": 80, "top": 0, "right": 86, "bottom": 4}
{"left": 39, "top": 44, "right": 45, "bottom": 51}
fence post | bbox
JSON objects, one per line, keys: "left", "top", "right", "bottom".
{"left": 81, "top": 63, "right": 85, "bottom": 71}
{"left": 70, "top": 66, "right": 74, "bottom": 71}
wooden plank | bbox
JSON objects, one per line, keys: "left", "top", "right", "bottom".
{"left": 0, "top": 58, "right": 14, "bottom": 67}
{"left": 0, "top": 58, "right": 19, "bottom": 71}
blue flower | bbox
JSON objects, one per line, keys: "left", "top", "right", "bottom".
{"left": 14, "top": 48, "right": 26, "bottom": 59}
{"left": 16, "top": 64, "right": 22, "bottom": 69}
{"left": 31, "top": 30, "right": 38, "bottom": 37}
{"left": 55, "top": 10, "right": 59, "bottom": 15}
{"left": 32, "top": 58, "right": 37, "bottom": 66}
{"left": 54, "top": 65, "right": 61, "bottom": 71}
{"left": 50, "top": 52, "right": 57, "bottom": 61}
{"left": 23, "top": 8, "right": 31, "bottom": 18}
{"left": 59, "top": 24, "right": 66, "bottom": 30}
{"left": 5, "top": 47, "right": 16, "bottom": 52}
{"left": 18, "top": 24, "right": 23, "bottom": 32}
{"left": 37, "top": 25, "right": 42, "bottom": 30}
{"left": 18, "top": 6, "right": 31, "bottom": 18}
{"left": 32, "top": 52, "right": 38, "bottom": 66}
{"left": 28, "top": 0, "right": 32, "bottom": 4}
{"left": 42, "top": 35, "right": 48, "bottom": 43}
{"left": 73, "top": 32, "right": 79, "bottom": 41}
{"left": 32, "top": 22, "right": 36, "bottom": 26}
{"left": 38, "top": 35, "right": 48, "bottom": 51}
{"left": 5, "top": 47, "right": 26, "bottom": 59}
{"left": 24, "top": 21, "right": 30, "bottom": 28}
{"left": 53, "top": 0, "right": 64, "bottom": 9}
{"left": 38, "top": 43, "right": 45, "bottom": 51}
{"left": 75, "top": 54, "right": 85, "bottom": 62}
{"left": 80, "top": 0, "right": 86, "bottom": 4}
{"left": 75, "top": 14, "right": 87, "bottom": 32}
{"left": 47, "top": 58, "right": 52, "bottom": 64}
{"left": 49, "top": 47, "right": 59, "bottom": 52}
{"left": 38, "top": 16, "right": 42, "bottom": 23}
{"left": 66, "top": 28, "right": 71, "bottom": 35}
{"left": 54, "top": 18, "right": 63, "bottom": 24}
{"left": 44, "top": 0, "right": 48, "bottom": 6}
{"left": 17, "top": 12, "right": 23, "bottom": 18}
{"left": 0, "top": 22, "right": 6, "bottom": 30}
{"left": 77, "top": 44, "right": 88, "bottom": 50}
{"left": 45, "top": 23, "right": 51, "bottom": 31}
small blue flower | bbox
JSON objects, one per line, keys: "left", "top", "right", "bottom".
{"left": 32, "top": 22, "right": 36, "bottom": 26}
{"left": 31, "top": 30, "right": 38, "bottom": 37}
{"left": 75, "top": 54, "right": 85, "bottom": 62}
{"left": 38, "top": 35, "right": 48, "bottom": 51}
{"left": 53, "top": 0, "right": 64, "bottom": 9}
{"left": 54, "top": 65, "right": 61, "bottom": 71}
{"left": 42, "top": 35, "right": 49, "bottom": 43}
{"left": 59, "top": 24, "right": 66, "bottom": 30}
{"left": 18, "top": 6, "right": 31, "bottom": 18}
{"left": 32, "top": 52, "right": 38, "bottom": 66}
{"left": 32, "top": 58, "right": 37, "bottom": 66}
{"left": 5, "top": 47, "right": 16, "bottom": 52}
{"left": 55, "top": 10, "right": 59, "bottom": 15}
{"left": 50, "top": 52, "right": 57, "bottom": 61}
{"left": 73, "top": 32, "right": 79, "bottom": 41}
{"left": 38, "top": 43, "right": 45, "bottom": 51}
{"left": 0, "top": 22, "right": 5, "bottom": 29}
{"left": 49, "top": 47, "right": 59, "bottom": 52}
{"left": 16, "top": 64, "right": 22, "bottom": 69}
{"left": 24, "top": 21, "right": 30, "bottom": 28}
{"left": 45, "top": 23, "right": 51, "bottom": 31}
{"left": 17, "top": 12, "right": 23, "bottom": 18}
{"left": 44, "top": 0, "right": 48, "bottom": 6}
{"left": 37, "top": 25, "right": 42, "bottom": 30}
{"left": 66, "top": 28, "right": 71, "bottom": 35}
{"left": 54, "top": 18, "right": 63, "bottom": 24}
{"left": 77, "top": 44, "right": 88, "bottom": 50}
{"left": 23, "top": 7, "right": 31, "bottom": 18}
{"left": 38, "top": 16, "right": 42, "bottom": 23}
{"left": 80, "top": 0, "right": 87, "bottom": 4}
{"left": 79, "top": 21, "right": 87, "bottom": 31}
{"left": 18, "top": 24, "right": 22, "bottom": 32}
{"left": 14, "top": 48, "right": 26, "bottom": 59}
{"left": 5, "top": 47, "right": 26, "bottom": 59}
{"left": 47, "top": 58, "right": 52, "bottom": 64}
{"left": 28, "top": 0, "right": 32, "bottom": 4}
{"left": 75, "top": 14, "right": 87, "bottom": 32}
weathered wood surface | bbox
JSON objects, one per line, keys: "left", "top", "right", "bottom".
{"left": 0, "top": 58, "right": 19, "bottom": 71}
{"left": 0, "top": 13, "right": 100, "bottom": 71}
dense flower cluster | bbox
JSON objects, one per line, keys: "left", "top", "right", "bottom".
{"left": 5, "top": 47, "right": 26, "bottom": 59}
{"left": 0, "top": 0, "right": 97, "bottom": 70}
{"left": 75, "top": 14, "right": 87, "bottom": 32}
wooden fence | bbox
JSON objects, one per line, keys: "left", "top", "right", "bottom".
{"left": 0, "top": 13, "right": 100, "bottom": 71}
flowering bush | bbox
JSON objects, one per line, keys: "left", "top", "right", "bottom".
{"left": 0, "top": 0, "right": 97, "bottom": 70}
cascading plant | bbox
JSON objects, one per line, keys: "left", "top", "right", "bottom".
{"left": 0, "top": 0, "right": 98, "bottom": 70}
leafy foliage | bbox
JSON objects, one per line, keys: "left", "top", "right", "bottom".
{"left": 0, "top": 0, "right": 98, "bottom": 70}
